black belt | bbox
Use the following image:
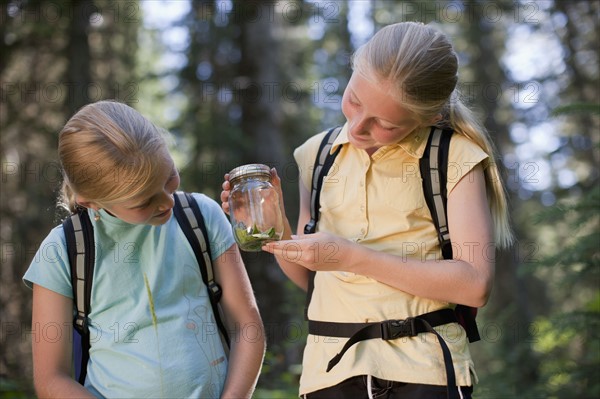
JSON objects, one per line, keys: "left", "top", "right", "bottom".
{"left": 308, "top": 308, "right": 460, "bottom": 399}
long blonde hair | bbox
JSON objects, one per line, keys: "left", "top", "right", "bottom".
{"left": 58, "top": 100, "right": 169, "bottom": 213}
{"left": 353, "top": 22, "right": 513, "bottom": 248}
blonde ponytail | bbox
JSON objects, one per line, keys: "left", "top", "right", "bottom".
{"left": 59, "top": 179, "right": 79, "bottom": 214}
{"left": 448, "top": 92, "right": 514, "bottom": 248}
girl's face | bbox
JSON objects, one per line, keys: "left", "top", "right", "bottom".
{"left": 341, "top": 71, "right": 422, "bottom": 153}
{"left": 102, "top": 154, "right": 180, "bottom": 226}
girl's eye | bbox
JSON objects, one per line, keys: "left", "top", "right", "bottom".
{"left": 132, "top": 200, "right": 151, "bottom": 210}
{"left": 378, "top": 122, "right": 397, "bottom": 131}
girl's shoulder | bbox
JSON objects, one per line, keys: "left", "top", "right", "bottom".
{"left": 187, "top": 192, "right": 235, "bottom": 259}
{"left": 449, "top": 132, "right": 489, "bottom": 163}
{"left": 295, "top": 129, "right": 330, "bottom": 156}
{"left": 451, "top": 131, "right": 482, "bottom": 148}
{"left": 23, "top": 222, "right": 72, "bottom": 296}
{"left": 45, "top": 221, "right": 69, "bottom": 246}
{"left": 189, "top": 192, "right": 222, "bottom": 214}
{"left": 293, "top": 130, "right": 332, "bottom": 188}
{"left": 294, "top": 127, "right": 343, "bottom": 167}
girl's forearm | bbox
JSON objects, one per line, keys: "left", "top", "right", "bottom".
{"left": 220, "top": 318, "right": 266, "bottom": 399}
{"left": 347, "top": 245, "right": 493, "bottom": 307}
{"left": 34, "top": 373, "right": 95, "bottom": 399}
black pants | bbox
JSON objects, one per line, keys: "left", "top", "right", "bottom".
{"left": 303, "top": 375, "right": 473, "bottom": 399}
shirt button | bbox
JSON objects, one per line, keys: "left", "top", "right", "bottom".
{"left": 360, "top": 228, "right": 366, "bottom": 234}
{"left": 360, "top": 205, "right": 365, "bottom": 212}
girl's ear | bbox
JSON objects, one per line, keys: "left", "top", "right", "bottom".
{"left": 430, "top": 113, "right": 443, "bottom": 125}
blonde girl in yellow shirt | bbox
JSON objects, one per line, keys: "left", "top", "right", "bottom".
{"left": 222, "top": 22, "right": 513, "bottom": 399}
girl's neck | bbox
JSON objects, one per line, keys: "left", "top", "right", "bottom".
{"left": 365, "top": 147, "right": 379, "bottom": 157}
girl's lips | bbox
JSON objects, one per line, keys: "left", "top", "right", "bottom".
{"left": 349, "top": 131, "right": 372, "bottom": 146}
{"left": 155, "top": 208, "right": 172, "bottom": 218}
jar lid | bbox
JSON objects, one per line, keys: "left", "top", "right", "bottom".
{"left": 229, "top": 163, "right": 271, "bottom": 183}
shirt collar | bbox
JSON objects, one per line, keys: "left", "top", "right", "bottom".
{"left": 331, "top": 123, "right": 432, "bottom": 159}
{"left": 398, "top": 126, "right": 431, "bottom": 158}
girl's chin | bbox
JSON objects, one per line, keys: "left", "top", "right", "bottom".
{"left": 349, "top": 138, "right": 380, "bottom": 154}
{"left": 348, "top": 135, "right": 372, "bottom": 148}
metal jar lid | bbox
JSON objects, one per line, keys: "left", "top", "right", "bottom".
{"left": 229, "top": 163, "right": 271, "bottom": 184}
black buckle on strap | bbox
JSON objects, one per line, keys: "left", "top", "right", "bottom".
{"left": 381, "top": 318, "right": 417, "bottom": 340}
{"left": 304, "top": 219, "right": 316, "bottom": 234}
{"left": 208, "top": 281, "right": 222, "bottom": 302}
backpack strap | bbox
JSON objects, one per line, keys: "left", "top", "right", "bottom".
{"left": 304, "top": 126, "right": 343, "bottom": 235}
{"left": 420, "top": 127, "right": 480, "bottom": 343}
{"left": 63, "top": 210, "right": 95, "bottom": 385}
{"left": 173, "top": 191, "right": 230, "bottom": 349}
{"left": 420, "top": 127, "right": 453, "bottom": 260}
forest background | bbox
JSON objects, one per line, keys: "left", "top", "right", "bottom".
{"left": 1, "top": 0, "right": 598, "bottom": 398}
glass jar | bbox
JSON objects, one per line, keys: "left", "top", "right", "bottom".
{"left": 228, "top": 164, "right": 284, "bottom": 252}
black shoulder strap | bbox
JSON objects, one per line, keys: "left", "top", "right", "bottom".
{"left": 173, "top": 191, "right": 230, "bottom": 349}
{"left": 420, "top": 127, "right": 454, "bottom": 260}
{"left": 64, "top": 210, "right": 94, "bottom": 385}
{"left": 420, "top": 127, "right": 480, "bottom": 343}
{"left": 304, "top": 126, "right": 343, "bottom": 235}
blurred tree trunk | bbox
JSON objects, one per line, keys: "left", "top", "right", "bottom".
{"left": 237, "top": 1, "right": 284, "bottom": 165}
{"left": 552, "top": 0, "right": 600, "bottom": 179}
{"left": 178, "top": 0, "right": 242, "bottom": 195}
{"left": 0, "top": 0, "right": 75, "bottom": 387}
{"left": 66, "top": 0, "right": 92, "bottom": 114}
{"left": 0, "top": 0, "right": 140, "bottom": 390}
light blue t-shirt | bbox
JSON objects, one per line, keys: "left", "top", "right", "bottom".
{"left": 24, "top": 193, "right": 236, "bottom": 398}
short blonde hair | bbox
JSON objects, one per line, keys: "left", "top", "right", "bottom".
{"left": 58, "top": 101, "right": 169, "bottom": 213}
{"left": 353, "top": 22, "right": 513, "bottom": 248}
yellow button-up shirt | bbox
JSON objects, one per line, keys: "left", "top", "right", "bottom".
{"left": 293, "top": 123, "right": 489, "bottom": 394}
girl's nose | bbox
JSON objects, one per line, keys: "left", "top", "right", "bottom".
{"left": 157, "top": 192, "right": 175, "bottom": 211}
{"left": 349, "top": 116, "right": 371, "bottom": 136}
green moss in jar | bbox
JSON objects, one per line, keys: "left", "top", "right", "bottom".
{"left": 233, "top": 222, "right": 281, "bottom": 251}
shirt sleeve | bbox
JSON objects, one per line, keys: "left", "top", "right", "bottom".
{"left": 192, "top": 193, "right": 236, "bottom": 259}
{"left": 446, "top": 133, "right": 490, "bottom": 195}
{"left": 22, "top": 225, "right": 73, "bottom": 298}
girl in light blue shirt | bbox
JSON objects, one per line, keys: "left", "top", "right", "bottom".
{"left": 24, "top": 100, "right": 265, "bottom": 398}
